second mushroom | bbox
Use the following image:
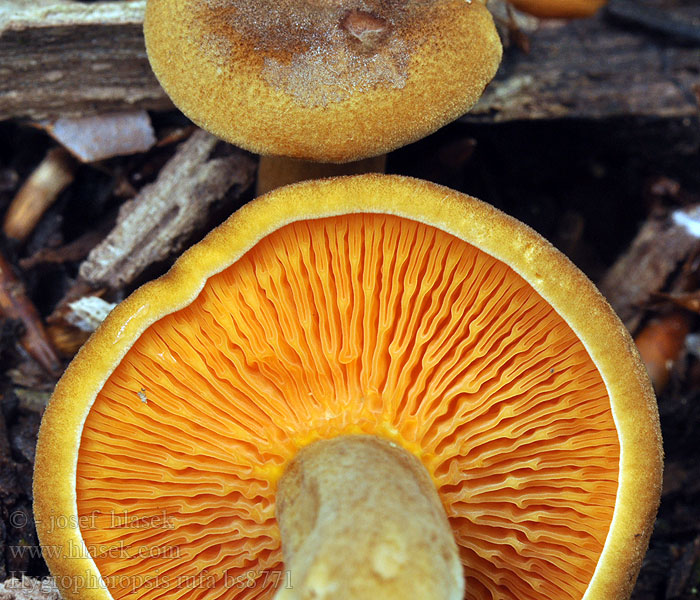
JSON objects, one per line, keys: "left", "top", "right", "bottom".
{"left": 35, "top": 175, "right": 662, "bottom": 600}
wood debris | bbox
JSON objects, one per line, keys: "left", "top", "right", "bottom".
{"left": 652, "top": 290, "right": 700, "bottom": 315}
{"left": 487, "top": 0, "right": 538, "bottom": 52}
{"left": 634, "top": 312, "right": 692, "bottom": 394}
{"left": 599, "top": 204, "right": 700, "bottom": 333}
{"left": 0, "top": 578, "right": 59, "bottom": 600}
{"left": 0, "top": 251, "right": 60, "bottom": 375}
{"left": 664, "top": 536, "right": 700, "bottom": 599}
{"left": 40, "top": 111, "right": 156, "bottom": 163}
{"left": 79, "top": 129, "right": 256, "bottom": 289}
{"left": 605, "top": 0, "right": 700, "bottom": 47}
{"left": 468, "top": 5, "right": 700, "bottom": 122}
{"left": 3, "top": 148, "right": 75, "bottom": 243}
{"left": 11, "top": 388, "right": 51, "bottom": 414}
{"left": 0, "top": 0, "right": 170, "bottom": 121}
{"left": 18, "top": 228, "right": 108, "bottom": 270}
{"left": 43, "top": 281, "right": 106, "bottom": 358}
{"left": 63, "top": 296, "right": 116, "bottom": 332}
{"left": 41, "top": 295, "right": 116, "bottom": 357}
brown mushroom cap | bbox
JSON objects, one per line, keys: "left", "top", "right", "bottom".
{"left": 35, "top": 175, "right": 661, "bottom": 600}
{"left": 144, "top": 0, "right": 502, "bottom": 162}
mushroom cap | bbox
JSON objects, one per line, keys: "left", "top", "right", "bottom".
{"left": 35, "top": 175, "right": 661, "bottom": 600}
{"left": 143, "top": 0, "right": 502, "bottom": 163}
{"left": 508, "top": 0, "right": 606, "bottom": 18}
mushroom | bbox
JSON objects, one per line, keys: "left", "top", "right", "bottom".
{"left": 143, "top": 0, "right": 502, "bottom": 191}
{"left": 35, "top": 175, "right": 662, "bottom": 600}
{"left": 507, "top": 0, "right": 607, "bottom": 18}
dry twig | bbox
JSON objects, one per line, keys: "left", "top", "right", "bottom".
{"left": 0, "top": 251, "right": 60, "bottom": 375}
{"left": 3, "top": 148, "right": 75, "bottom": 243}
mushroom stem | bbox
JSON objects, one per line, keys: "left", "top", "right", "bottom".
{"left": 256, "top": 155, "right": 386, "bottom": 196}
{"left": 274, "top": 435, "right": 463, "bottom": 600}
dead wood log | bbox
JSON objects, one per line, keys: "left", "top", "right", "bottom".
{"left": 0, "top": 0, "right": 171, "bottom": 121}
{"left": 468, "top": 4, "right": 700, "bottom": 122}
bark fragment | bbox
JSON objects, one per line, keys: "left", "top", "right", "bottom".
{"left": 78, "top": 129, "right": 256, "bottom": 289}
{"left": 599, "top": 205, "right": 700, "bottom": 333}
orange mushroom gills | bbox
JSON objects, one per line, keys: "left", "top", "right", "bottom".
{"left": 35, "top": 176, "right": 662, "bottom": 600}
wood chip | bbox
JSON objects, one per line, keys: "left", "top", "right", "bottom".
{"left": 599, "top": 204, "right": 700, "bottom": 333}
{"left": 41, "top": 111, "right": 157, "bottom": 163}
{"left": 12, "top": 388, "right": 51, "bottom": 413}
{"left": 64, "top": 296, "right": 116, "bottom": 332}
{"left": 78, "top": 129, "right": 256, "bottom": 289}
